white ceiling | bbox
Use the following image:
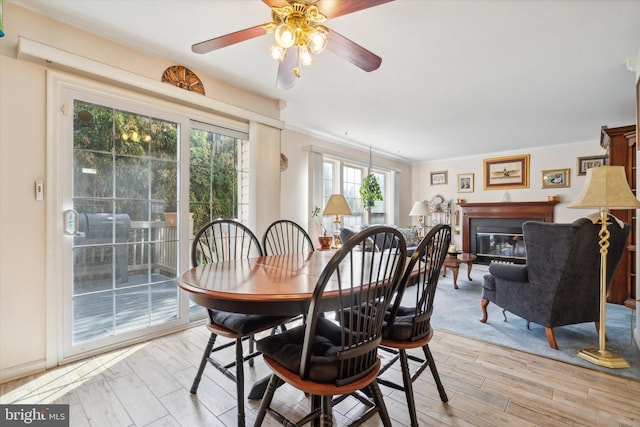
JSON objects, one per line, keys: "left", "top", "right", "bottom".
{"left": 9, "top": 0, "right": 640, "bottom": 163}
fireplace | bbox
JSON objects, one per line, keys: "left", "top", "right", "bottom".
{"left": 460, "top": 201, "right": 557, "bottom": 265}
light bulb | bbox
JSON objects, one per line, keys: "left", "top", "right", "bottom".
{"left": 308, "top": 28, "right": 327, "bottom": 54}
{"left": 275, "top": 23, "right": 295, "bottom": 49}
{"left": 299, "top": 45, "right": 312, "bottom": 66}
{"left": 269, "top": 44, "right": 286, "bottom": 62}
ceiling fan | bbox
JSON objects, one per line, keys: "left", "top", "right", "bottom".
{"left": 191, "top": 0, "right": 394, "bottom": 90}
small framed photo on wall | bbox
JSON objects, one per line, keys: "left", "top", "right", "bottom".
{"left": 457, "top": 173, "right": 474, "bottom": 193}
{"left": 541, "top": 168, "right": 570, "bottom": 188}
{"left": 577, "top": 155, "right": 607, "bottom": 176}
{"left": 430, "top": 171, "right": 448, "bottom": 185}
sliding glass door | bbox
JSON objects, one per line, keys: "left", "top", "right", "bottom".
{"left": 55, "top": 77, "right": 251, "bottom": 360}
{"left": 67, "top": 98, "right": 183, "bottom": 355}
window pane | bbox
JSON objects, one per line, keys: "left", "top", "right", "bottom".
{"left": 72, "top": 100, "right": 180, "bottom": 345}
{"left": 189, "top": 127, "right": 247, "bottom": 233}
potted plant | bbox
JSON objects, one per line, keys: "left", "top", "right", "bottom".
{"left": 359, "top": 173, "right": 383, "bottom": 223}
{"left": 312, "top": 206, "right": 332, "bottom": 250}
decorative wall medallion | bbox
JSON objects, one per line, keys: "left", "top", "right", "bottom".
{"left": 280, "top": 153, "right": 288, "bottom": 172}
{"left": 161, "top": 65, "right": 205, "bottom": 95}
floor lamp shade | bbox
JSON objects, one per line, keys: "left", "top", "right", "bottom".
{"left": 568, "top": 166, "right": 640, "bottom": 368}
{"left": 568, "top": 166, "right": 640, "bottom": 210}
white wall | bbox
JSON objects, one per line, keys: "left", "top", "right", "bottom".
{"left": 412, "top": 141, "right": 607, "bottom": 249}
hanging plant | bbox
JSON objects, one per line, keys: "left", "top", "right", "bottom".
{"left": 360, "top": 174, "right": 383, "bottom": 210}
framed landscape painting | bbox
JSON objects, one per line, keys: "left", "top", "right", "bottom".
{"left": 483, "top": 154, "right": 530, "bottom": 190}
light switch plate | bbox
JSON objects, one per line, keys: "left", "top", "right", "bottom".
{"left": 35, "top": 180, "right": 44, "bottom": 200}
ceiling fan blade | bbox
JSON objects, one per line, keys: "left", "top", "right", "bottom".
{"left": 192, "top": 24, "right": 268, "bottom": 54}
{"left": 262, "top": 0, "right": 289, "bottom": 7}
{"left": 276, "top": 48, "right": 298, "bottom": 90}
{"left": 326, "top": 30, "right": 382, "bottom": 72}
{"left": 312, "top": 0, "right": 394, "bottom": 19}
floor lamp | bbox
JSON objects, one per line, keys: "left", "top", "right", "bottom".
{"left": 568, "top": 166, "right": 640, "bottom": 368}
{"left": 323, "top": 194, "right": 352, "bottom": 249}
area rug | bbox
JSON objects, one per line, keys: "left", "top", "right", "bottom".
{"left": 430, "top": 266, "right": 640, "bottom": 381}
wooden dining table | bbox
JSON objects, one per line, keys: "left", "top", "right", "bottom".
{"left": 179, "top": 249, "right": 410, "bottom": 400}
{"left": 179, "top": 248, "right": 425, "bottom": 317}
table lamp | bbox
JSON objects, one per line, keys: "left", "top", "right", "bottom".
{"left": 568, "top": 165, "right": 640, "bottom": 368}
{"left": 323, "top": 194, "right": 352, "bottom": 249}
{"left": 409, "top": 201, "right": 430, "bottom": 238}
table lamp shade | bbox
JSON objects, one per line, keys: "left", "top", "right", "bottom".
{"left": 568, "top": 166, "right": 640, "bottom": 209}
{"left": 323, "top": 194, "right": 352, "bottom": 216}
{"left": 409, "top": 201, "right": 429, "bottom": 216}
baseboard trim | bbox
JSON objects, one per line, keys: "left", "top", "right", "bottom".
{"left": 0, "top": 360, "right": 47, "bottom": 385}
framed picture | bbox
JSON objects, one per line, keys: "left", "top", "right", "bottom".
{"left": 457, "top": 173, "right": 474, "bottom": 193}
{"left": 577, "top": 155, "right": 607, "bottom": 176}
{"left": 541, "top": 168, "right": 570, "bottom": 188}
{"left": 430, "top": 170, "right": 448, "bottom": 185}
{"left": 483, "top": 154, "right": 530, "bottom": 190}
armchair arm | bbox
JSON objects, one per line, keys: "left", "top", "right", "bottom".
{"left": 488, "top": 263, "right": 528, "bottom": 283}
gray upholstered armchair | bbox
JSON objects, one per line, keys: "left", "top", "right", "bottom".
{"left": 480, "top": 217, "right": 630, "bottom": 350}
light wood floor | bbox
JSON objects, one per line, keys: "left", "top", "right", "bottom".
{"left": 2, "top": 325, "right": 640, "bottom": 426}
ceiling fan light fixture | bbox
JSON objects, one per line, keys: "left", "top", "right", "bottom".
{"left": 275, "top": 23, "right": 296, "bottom": 49}
{"left": 268, "top": 2, "right": 330, "bottom": 73}
{"left": 193, "top": 0, "right": 389, "bottom": 89}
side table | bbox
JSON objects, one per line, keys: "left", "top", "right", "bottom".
{"left": 443, "top": 253, "right": 477, "bottom": 289}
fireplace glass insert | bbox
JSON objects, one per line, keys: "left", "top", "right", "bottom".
{"left": 476, "top": 226, "right": 526, "bottom": 264}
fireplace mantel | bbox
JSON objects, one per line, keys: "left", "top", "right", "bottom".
{"left": 460, "top": 201, "right": 558, "bottom": 253}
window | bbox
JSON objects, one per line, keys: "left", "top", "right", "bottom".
{"left": 322, "top": 157, "right": 390, "bottom": 228}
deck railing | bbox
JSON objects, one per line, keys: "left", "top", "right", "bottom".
{"left": 74, "top": 219, "right": 190, "bottom": 285}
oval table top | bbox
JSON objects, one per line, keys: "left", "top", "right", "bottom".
{"left": 180, "top": 250, "right": 352, "bottom": 315}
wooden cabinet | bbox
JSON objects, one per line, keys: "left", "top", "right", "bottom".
{"left": 600, "top": 124, "right": 637, "bottom": 306}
